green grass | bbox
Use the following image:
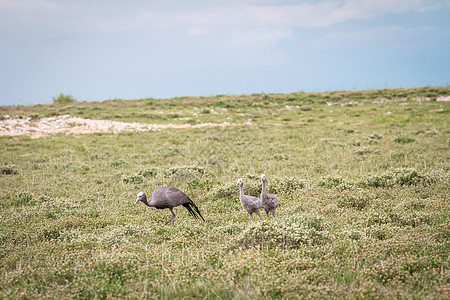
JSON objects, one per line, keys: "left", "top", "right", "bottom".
{"left": 1, "top": 87, "right": 449, "bottom": 298}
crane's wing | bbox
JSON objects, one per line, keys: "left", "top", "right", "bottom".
{"left": 151, "top": 187, "right": 192, "bottom": 208}
{"left": 268, "top": 194, "right": 281, "bottom": 207}
{"left": 151, "top": 187, "right": 205, "bottom": 221}
{"left": 243, "top": 195, "right": 262, "bottom": 211}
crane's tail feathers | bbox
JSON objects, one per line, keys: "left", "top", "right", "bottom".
{"left": 183, "top": 203, "right": 198, "bottom": 219}
{"left": 192, "top": 203, "right": 205, "bottom": 222}
{"left": 182, "top": 203, "right": 205, "bottom": 222}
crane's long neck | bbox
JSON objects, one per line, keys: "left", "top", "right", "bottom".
{"left": 142, "top": 198, "right": 154, "bottom": 208}
{"left": 262, "top": 179, "right": 267, "bottom": 195}
{"left": 239, "top": 184, "right": 245, "bottom": 200}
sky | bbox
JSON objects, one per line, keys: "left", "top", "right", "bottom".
{"left": 0, "top": 0, "right": 449, "bottom": 106}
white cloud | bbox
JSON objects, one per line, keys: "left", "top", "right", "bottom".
{"left": 187, "top": 27, "right": 208, "bottom": 35}
{"left": 1, "top": 0, "right": 438, "bottom": 34}
{"left": 418, "top": 4, "right": 441, "bottom": 12}
{"left": 0, "top": 0, "right": 443, "bottom": 53}
{"left": 306, "top": 25, "right": 441, "bottom": 52}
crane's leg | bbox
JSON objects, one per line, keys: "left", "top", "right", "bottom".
{"left": 248, "top": 212, "right": 255, "bottom": 222}
{"left": 256, "top": 211, "right": 263, "bottom": 221}
{"left": 270, "top": 209, "right": 276, "bottom": 217}
{"left": 264, "top": 209, "right": 270, "bottom": 218}
{"left": 164, "top": 208, "right": 176, "bottom": 226}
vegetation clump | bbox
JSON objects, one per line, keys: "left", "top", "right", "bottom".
{"left": 110, "top": 159, "right": 125, "bottom": 167}
{"left": 52, "top": 93, "right": 77, "bottom": 104}
{"left": 367, "top": 223, "right": 400, "bottom": 240}
{"left": 122, "top": 168, "right": 157, "bottom": 184}
{"left": 318, "top": 175, "right": 346, "bottom": 188}
{"left": 318, "top": 175, "right": 355, "bottom": 190}
{"left": 101, "top": 224, "right": 139, "bottom": 246}
{"left": 270, "top": 176, "right": 305, "bottom": 194}
{"left": 363, "top": 168, "right": 431, "bottom": 188}
{"left": 163, "top": 165, "right": 204, "bottom": 180}
{"left": 341, "top": 228, "right": 364, "bottom": 241}
{"left": 122, "top": 174, "right": 144, "bottom": 184}
{"left": 138, "top": 168, "right": 158, "bottom": 178}
{"left": 40, "top": 197, "right": 77, "bottom": 219}
{"left": 209, "top": 181, "right": 237, "bottom": 199}
{"left": 0, "top": 165, "right": 19, "bottom": 175}
{"left": 318, "top": 169, "right": 439, "bottom": 190}
{"left": 394, "top": 137, "right": 415, "bottom": 144}
{"left": 236, "top": 215, "right": 328, "bottom": 249}
{"left": 336, "top": 192, "right": 370, "bottom": 210}
{"left": 367, "top": 210, "right": 434, "bottom": 228}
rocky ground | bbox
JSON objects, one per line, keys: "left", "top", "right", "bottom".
{"left": 0, "top": 115, "right": 240, "bottom": 138}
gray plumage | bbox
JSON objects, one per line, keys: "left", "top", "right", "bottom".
{"left": 260, "top": 174, "right": 281, "bottom": 218}
{"left": 237, "top": 179, "right": 263, "bottom": 222}
{"left": 135, "top": 187, "right": 205, "bottom": 226}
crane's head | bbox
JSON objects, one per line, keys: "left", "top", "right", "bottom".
{"left": 261, "top": 174, "right": 266, "bottom": 181}
{"left": 236, "top": 179, "right": 243, "bottom": 186}
{"left": 135, "top": 192, "right": 147, "bottom": 205}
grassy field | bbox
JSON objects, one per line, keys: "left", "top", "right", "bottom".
{"left": 1, "top": 87, "right": 449, "bottom": 299}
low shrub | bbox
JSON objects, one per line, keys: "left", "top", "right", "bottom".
{"left": 242, "top": 173, "right": 260, "bottom": 181}
{"left": 271, "top": 154, "right": 289, "bottom": 160}
{"left": 270, "top": 176, "right": 305, "bottom": 194}
{"left": 110, "top": 159, "right": 125, "bottom": 167}
{"left": 318, "top": 176, "right": 345, "bottom": 188}
{"left": 122, "top": 174, "right": 144, "bottom": 184}
{"left": 37, "top": 195, "right": 53, "bottom": 203}
{"left": 341, "top": 229, "right": 364, "bottom": 241}
{"left": 318, "top": 176, "right": 355, "bottom": 190}
{"left": 40, "top": 197, "right": 77, "bottom": 219}
{"left": 0, "top": 165, "right": 19, "bottom": 175}
{"left": 209, "top": 182, "right": 237, "bottom": 199}
{"left": 236, "top": 215, "right": 328, "bottom": 249}
{"left": 138, "top": 168, "right": 158, "bottom": 178}
{"left": 52, "top": 93, "right": 77, "bottom": 104}
{"left": 389, "top": 211, "right": 434, "bottom": 227}
{"left": 336, "top": 193, "right": 370, "bottom": 210}
{"left": 186, "top": 179, "right": 214, "bottom": 192}
{"left": 426, "top": 170, "right": 450, "bottom": 185}
{"left": 362, "top": 168, "right": 431, "bottom": 188}
{"left": 394, "top": 137, "right": 415, "bottom": 144}
{"left": 163, "top": 165, "right": 204, "bottom": 180}
{"left": 368, "top": 133, "right": 383, "bottom": 140}
{"left": 367, "top": 210, "right": 434, "bottom": 228}
{"left": 367, "top": 211, "right": 391, "bottom": 226}
{"left": 102, "top": 224, "right": 139, "bottom": 246}
{"left": 39, "top": 197, "right": 97, "bottom": 220}
{"left": 367, "top": 224, "right": 400, "bottom": 240}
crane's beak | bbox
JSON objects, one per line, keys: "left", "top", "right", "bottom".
{"left": 135, "top": 198, "right": 140, "bottom": 205}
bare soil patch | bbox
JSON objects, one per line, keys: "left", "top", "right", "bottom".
{"left": 0, "top": 115, "right": 244, "bottom": 138}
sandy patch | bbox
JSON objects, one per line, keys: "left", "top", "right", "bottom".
{"left": 0, "top": 115, "right": 246, "bottom": 138}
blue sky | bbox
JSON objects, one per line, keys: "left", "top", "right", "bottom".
{"left": 1, "top": 0, "right": 449, "bottom": 106}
